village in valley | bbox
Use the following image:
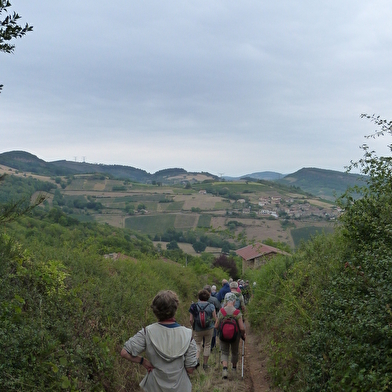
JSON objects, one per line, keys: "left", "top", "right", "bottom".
{"left": 221, "top": 193, "right": 340, "bottom": 221}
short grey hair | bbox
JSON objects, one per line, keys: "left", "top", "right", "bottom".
{"left": 230, "top": 281, "right": 238, "bottom": 289}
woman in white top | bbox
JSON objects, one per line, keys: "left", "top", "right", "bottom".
{"left": 121, "top": 290, "right": 197, "bottom": 392}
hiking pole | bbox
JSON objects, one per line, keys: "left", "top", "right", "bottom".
{"left": 241, "top": 337, "right": 245, "bottom": 380}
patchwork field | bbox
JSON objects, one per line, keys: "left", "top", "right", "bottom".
{"left": 69, "top": 177, "right": 337, "bottom": 248}
{"left": 3, "top": 165, "right": 339, "bottom": 250}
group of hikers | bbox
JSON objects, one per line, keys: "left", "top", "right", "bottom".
{"left": 189, "top": 278, "right": 249, "bottom": 379}
{"left": 120, "top": 278, "right": 252, "bottom": 391}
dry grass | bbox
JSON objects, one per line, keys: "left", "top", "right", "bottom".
{"left": 175, "top": 193, "right": 224, "bottom": 211}
{"left": 95, "top": 213, "right": 125, "bottom": 228}
{"left": 191, "top": 343, "right": 248, "bottom": 392}
{"left": 93, "top": 181, "right": 106, "bottom": 191}
{"left": 154, "top": 242, "right": 221, "bottom": 256}
{"left": 0, "top": 164, "right": 56, "bottom": 183}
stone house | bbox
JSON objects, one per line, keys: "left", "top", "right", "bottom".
{"left": 236, "top": 243, "right": 290, "bottom": 274}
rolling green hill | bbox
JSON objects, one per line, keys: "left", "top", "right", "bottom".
{"left": 0, "top": 150, "right": 368, "bottom": 249}
{"left": 277, "top": 167, "right": 365, "bottom": 200}
{"left": 0, "top": 150, "right": 74, "bottom": 176}
{"left": 0, "top": 150, "right": 218, "bottom": 184}
{"left": 1, "top": 151, "right": 366, "bottom": 198}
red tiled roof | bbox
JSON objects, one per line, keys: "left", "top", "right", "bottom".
{"left": 235, "top": 243, "right": 289, "bottom": 260}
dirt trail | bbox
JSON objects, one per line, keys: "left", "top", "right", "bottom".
{"left": 192, "top": 321, "right": 280, "bottom": 392}
{"left": 242, "top": 321, "right": 275, "bottom": 391}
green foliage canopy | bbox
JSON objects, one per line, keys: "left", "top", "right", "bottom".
{"left": 0, "top": 0, "right": 33, "bottom": 92}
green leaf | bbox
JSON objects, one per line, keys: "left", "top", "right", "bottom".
{"left": 48, "top": 363, "right": 59, "bottom": 373}
{"left": 61, "top": 376, "right": 70, "bottom": 389}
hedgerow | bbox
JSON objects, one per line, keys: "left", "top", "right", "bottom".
{"left": 247, "top": 115, "right": 392, "bottom": 391}
{"left": 1, "top": 204, "right": 227, "bottom": 390}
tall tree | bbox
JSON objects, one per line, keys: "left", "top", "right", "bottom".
{"left": 0, "top": 0, "right": 33, "bottom": 92}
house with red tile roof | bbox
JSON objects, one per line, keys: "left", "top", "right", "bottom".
{"left": 235, "top": 243, "right": 291, "bottom": 274}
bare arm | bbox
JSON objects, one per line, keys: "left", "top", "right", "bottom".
{"left": 240, "top": 295, "right": 246, "bottom": 315}
{"left": 214, "top": 316, "right": 220, "bottom": 329}
{"left": 120, "top": 348, "right": 154, "bottom": 372}
{"left": 184, "top": 338, "right": 198, "bottom": 374}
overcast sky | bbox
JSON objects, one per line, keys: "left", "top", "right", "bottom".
{"left": 1, "top": 1, "right": 392, "bottom": 176}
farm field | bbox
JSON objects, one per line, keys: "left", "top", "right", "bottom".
{"left": 63, "top": 176, "right": 338, "bottom": 248}
{"left": 3, "top": 165, "right": 339, "bottom": 251}
{"left": 153, "top": 241, "right": 222, "bottom": 256}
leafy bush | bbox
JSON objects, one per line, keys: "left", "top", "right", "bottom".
{"left": 300, "top": 250, "right": 392, "bottom": 391}
{"left": 192, "top": 240, "right": 207, "bottom": 253}
{"left": 213, "top": 254, "right": 239, "bottom": 279}
{"left": 167, "top": 240, "right": 179, "bottom": 250}
{"left": 1, "top": 205, "right": 220, "bottom": 390}
{"left": 0, "top": 233, "right": 81, "bottom": 391}
{"left": 247, "top": 115, "right": 392, "bottom": 391}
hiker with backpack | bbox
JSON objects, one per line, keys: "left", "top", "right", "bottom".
{"left": 216, "top": 279, "right": 231, "bottom": 303}
{"left": 204, "top": 285, "right": 221, "bottom": 313}
{"left": 189, "top": 289, "right": 217, "bottom": 370}
{"left": 223, "top": 281, "right": 246, "bottom": 315}
{"left": 215, "top": 292, "right": 246, "bottom": 379}
{"left": 204, "top": 284, "right": 221, "bottom": 350}
{"left": 241, "top": 280, "right": 251, "bottom": 305}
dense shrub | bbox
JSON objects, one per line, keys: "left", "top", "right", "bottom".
{"left": 300, "top": 250, "right": 392, "bottom": 391}
{"left": 1, "top": 205, "right": 227, "bottom": 390}
{"left": 213, "top": 254, "right": 239, "bottom": 279}
{"left": 248, "top": 116, "right": 392, "bottom": 391}
{"left": 0, "top": 175, "right": 56, "bottom": 204}
{"left": 0, "top": 233, "right": 81, "bottom": 391}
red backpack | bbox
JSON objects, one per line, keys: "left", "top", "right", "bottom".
{"left": 218, "top": 308, "right": 240, "bottom": 343}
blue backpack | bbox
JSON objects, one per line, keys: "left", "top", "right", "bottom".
{"left": 194, "top": 303, "right": 212, "bottom": 329}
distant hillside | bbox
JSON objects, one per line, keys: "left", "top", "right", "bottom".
{"left": 0, "top": 151, "right": 75, "bottom": 176}
{"left": 224, "top": 171, "right": 284, "bottom": 181}
{"left": 0, "top": 151, "right": 217, "bottom": 184}
{"left": 242, "top": 171, "right": 285, "bottom": 180}
{"left": 50, "top": 160, "right": 151, "bottom": 182}
{"left": 277, "top": 167, "right": 366, "bottom": 200}
{"left": 0, "top": 151, "right": 366, "bottom": 198}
